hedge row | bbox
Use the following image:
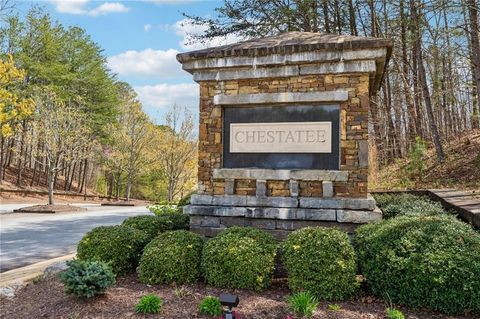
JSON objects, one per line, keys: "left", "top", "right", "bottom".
{"left": 355, "top": 214, "right": 480, "bottom": 314}
{"left": 75, "top": 198, "right": 480, "bottom": 315}
{"left": 373, "top": 193, "right": 446, "bottom": 218}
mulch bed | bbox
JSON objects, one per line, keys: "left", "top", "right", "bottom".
{"left": 0, "top": 274, "right": 476, "bottom": 319}
{"left": 13, "top": 204, "right": 86, "bottom": 214}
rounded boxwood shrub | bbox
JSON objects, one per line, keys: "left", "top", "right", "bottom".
{"left": 60, "top": 259, "right": 115, "bottom": 298}
{"left": 202, "top": 226, "right": 277, "bottom": 291}
{"left": 77, "top": 225, "right": 149, "bottom": 275}
{"left": 122, "top": 213, "right": 190, "bottom": 241}
{"left": 138, "top": 230, "right": 203, "bottom": 284}
{"left": 355, "top": 215, "right": 480, "bottom": 314}
{"left": 282, "top": 227, "right": 358, "bottom": 300}
{"left": 374, "top": 193, "right": 445, "bottom": 219}
{"left": 156, "top": 212, "right": 190, "bottom": 231}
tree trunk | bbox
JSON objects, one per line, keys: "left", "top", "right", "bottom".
{"left": 0, "top": 135, "right": 4, "bottom": 181}
{"left": 68, "top": 161, "right": 77, "bottom": 191}
{"left": 125, "top": 172, "right": 132, "bottom": 201}
{"left": 348, "top": 0, "right": 357, "bottom": 35}
{"left": 468, "top": 0, "right": 480, "bottom": 128}
{"left": 412, "top": 0, "right": 445, "bottom": 162}
{"left": 47, "top": 168, "right": 54, "bottom": 205}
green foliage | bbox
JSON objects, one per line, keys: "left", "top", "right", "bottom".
{"left": 374, "top": 193, "right": 446, "bottom": 219}
{"left": 59, "top": 259, "right": 115, "bottom": 298}
{"left": 386, "top": 308, "right": 405, "bottom": 319}
{"left": 283, "top": 227, "right": 358, "bottom": 300}
{"left": 405, "top": 137, "right": 427, "bottom": 180}
{"left": 328, "top": 304, "right": 341, "bottom": 311}
{"left": 77, "top": 225, "right": 149, "bottom": 275}
{"left": 1, "top": 9, "right": 118, "bottom": 139}
{"left": 355, "top": 215, "right": 480, "bottom": 314}
{"left": 198, "top": 296, "right": 223, "bottom": 317}
{"left": 121, "top": 215, "right": 163, "bottom": 241}
{"left": 287, "top": 291, "right": 319, "bottom": 318}
{"left": 178, "top": 191, "right": 195, "bottom": 207}
{"left": 121, "top": 213, "right": 189, "bottom": 241}
{"left": 138, "top": 230, "right": 203, "bottom": 285}
{"left": 135, "top": 294, "right": 162, "bottom": 314}
{"left": 156, "top": 212, "right": 190, "bottom": 231}
{"left": 202, "top": 226, "right": 277, "bottom": 290}
{"left": 148, "top": 203, "right": 182, "bottom": 215}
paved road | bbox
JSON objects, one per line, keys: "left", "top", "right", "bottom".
{"left": 0, "top": 204, "right": 150, "bottom": 272}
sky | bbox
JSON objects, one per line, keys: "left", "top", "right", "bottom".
{"left": 13, "top": 0, "right": 241, "bottom": 124}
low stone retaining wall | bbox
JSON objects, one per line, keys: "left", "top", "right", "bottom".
{"left": 185, "top": 194, "right": 381, "bottom": 239}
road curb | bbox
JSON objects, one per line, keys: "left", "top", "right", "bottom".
{"left": 0, "top": 254, "right": 76, "bottom": 288}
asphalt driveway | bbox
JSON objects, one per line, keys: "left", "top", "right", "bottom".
{"left": 0, "top": 204, "right": 150, "bottom": 272}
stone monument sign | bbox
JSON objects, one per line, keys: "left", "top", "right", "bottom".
{"left": 177, "top": 32, "right": 392, "bottom": 238}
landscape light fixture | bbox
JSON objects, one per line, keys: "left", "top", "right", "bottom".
{"left": 219, "top": 293, "right": 240, "bottom": 319}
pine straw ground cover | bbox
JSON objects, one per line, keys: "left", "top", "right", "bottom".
{"left": 0, "top": 273, "right": 477, "bottom": 319}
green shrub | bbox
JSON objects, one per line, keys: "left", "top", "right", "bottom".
{"left": 374, "top": 193, "right": 445, "bottom": 219}
{"left": 283, "top": 227, "right": 358, "bottom": 300}
{"left": 355, "top": 215, "right": 480, "bottom": 314}
{"left": 59, "top": 259, "right": 115, "bottom": 298}
{"left": 202, "top": 226, "right": 277, "bottom": 290}
{"left": 328, "top": 304, "right": 341, "bottom": 311}
{"left": 138, "top": 230, "right": 203, "bottom": 284}
{"left": 135, "top": 294, "right": 162, "bottom": 314}
{"left": 198, "top": 296, "right": 223, "bottom": 317}
{"left": 121, "top": 213, "right": 189, "bottom": 241}
{"left": 178, "top": 191, "right": 195, "bottom": 207}
{"left": 77, "top": 225, "right": 149, "bottom": 275}
{"left": 156, "top": 211, "right": 190, "bottom": 231}
{"left": 405, "top": 136, "right": 427, "bottom": 180}
{"left": 386, "top": 308, "right": 405, "bottom": 319}
{"left": 287, "top": 291, "right": 318, "bottom": 318}
{"left": 148, "top": 203, "right": 181, "bottom": 215}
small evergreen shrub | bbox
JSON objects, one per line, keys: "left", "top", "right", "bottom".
{"left": 77, "top": 225, "right": 149, "bottom": 275}
{"left": 355, "top": 215, "right": 480, "bottom": 314}
{"left": 198, "top": 296, "right": 223, "bottom": 317}
{"left": 328, "top": 304, "right": 341, "bottom": 311}
{"left": 405, "top": 136, "right": 427, "bottom": 180}
{"left": 138, "top": 230, "right": 203, "bottom": 284}
{"left": 374, "top": 193, "right": 445, "bottom": 219}
{"left": 121, "top": 215, "right": 164, "bottom": 241}
{"left": 386, "top": 308, "right": 405, "bottom": 319}
{"left": 121, "top": 213, "right": 189, "bottom": 241}
{"left": 148, "top": 203, "right": 181, "bottom": 215}
{"left": 135, "top": 294, "right": 162, "bottom": 314}
{"left": 178, "top": 191, "right": 195, "bottom": 207}
{"left": 59, "top": 259, "right": 115, "bottom": 298}
{"left": 156, "top": 211, "right": 190, "bottom": 231}
{"left": 202, "top": 226, "right": 277, "bottom": 290}
{"left": 287, "top": 291, "right": 318, "bottom": 318}
{"left": 283, "top": 227, "right": 358, "bottom": 300}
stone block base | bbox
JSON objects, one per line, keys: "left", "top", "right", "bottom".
{"left": 185, "top": 194, "right": 381, "bottom": 239}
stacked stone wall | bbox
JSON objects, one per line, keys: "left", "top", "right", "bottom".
{"left": 198, "top": 74, "right": 370, "bottom": 198}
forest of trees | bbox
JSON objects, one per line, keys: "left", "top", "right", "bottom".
{"left": 187, "top": 0, "right": 480, "bottom": 165}
{"left": 0, "top": 6, "right": 197, "bottom": 203}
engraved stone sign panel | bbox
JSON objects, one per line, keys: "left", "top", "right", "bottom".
{"left": 223, "top": 105, "right": 340, "bottom": 170}
{"left": 230, "top": 122, "right": 332, "bottom": 153}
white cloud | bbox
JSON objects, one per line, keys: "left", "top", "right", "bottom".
{"left": 49, "top": 1, "right": 129, "bottom": 16}
{"left": 107, "top": 48, "right": 184, "bottom": 77}
{"left": 144, "top": 24, "right": 152, "bottom": 32}
{"left": 50, "top": 0, "right": 89, "bottom": 14}
{"left": 134, "top": 83, "right": 198, "bottom": 111}
{"left": 88, "top": 2, "right": 129, "bottom": 16}
{"left": 173, "top": 18, "right": 243, "bottom": 51}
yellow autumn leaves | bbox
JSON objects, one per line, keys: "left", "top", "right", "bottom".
{"left": 0, "top": 55, "right": 35, "bottom": 137}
